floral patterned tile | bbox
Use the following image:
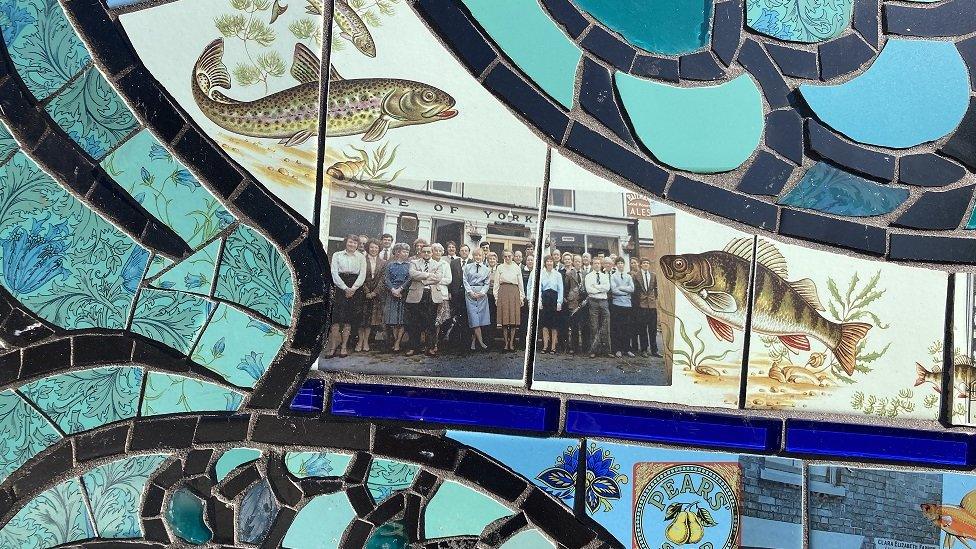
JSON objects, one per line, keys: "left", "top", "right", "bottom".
{"left": 190, "top": 301, "right": 285, "bottom": 388}
{"left": 0, "top": 478, "right": 93, "bottom": 547}
{"left": 81, "top": 454, "right": 171, "bottom": 539}
{"left": 44, "top": 67, "right": 138, "bottom": 160}
{"left": 0, "top": 389, "right": 61, "bottom": 483}
{"left": 19, "top": 365, "right": 143, "bottom": 434}
{"left": 285, "top": 451, "right": 353, "bottom": 479}
{"left": 214, "top": 224, "right": 293, "bottom": 326}
{"left": 148, "top": 238, "right": 221, "bottom": 296}
{"left": 367, "top": 458, "right": 419, "bottom": 505}
{"left": 129, "top": 288, "right": 210, "bottom": 354}
{"left": 239, "top": 479, "right": 278, "bottom": 544}
{"left": 139, "top": 371, "right": 243, "bottom": 416}
{"left": 0, "top": 122, "right": 18, "bottom": 161}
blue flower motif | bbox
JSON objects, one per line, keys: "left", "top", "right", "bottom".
{"left": 279, "top": 291, "right": 294, "bottom": 310}
{"left": 301, "top": 453, "right": 335, "bottom": 477}
{"left": 171, "top": 169, "right": 199, "bottom": 190}
{"left": 237, "top": 351, "right": 265, "bottom": 381}
{"left": 148, "top": 143, "right": 171, "bottom": 162}
{"left": 0, "top": 215, "right": 72, "bottom": 295}
{"left": 215, "top": 209, "right": 235, "bottom": 227}
{"left": 140, "top": 167, "right": 153, "bottom": 185}
{"left": 0, "top": 0, "right": 34, "bottom": 47}
{"left": 120, "top": 247, "right": 149, "bottom": 294}
{"left": 752, "top": 8, "right": 782, "bottom": 36}
{"left": 158, "top": 281, "right": 176, "bottom": 289}
{"left": 247, "top": 318, "right": 273, "bottom": 334}
{"left": 183, "top": 273, "right": 207, "bottom": 289}
{"left": 212, "top": 337, "right": 225, "bottom": 358}
{"left": 536, "top": 443, "right": 627, "bottom": 513}
{"left": 133, "top": 192, "right": 146, "bottom": 205}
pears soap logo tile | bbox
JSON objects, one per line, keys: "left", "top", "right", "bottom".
{"left": 633, "top": 462, "right": 741, "bottom": 549}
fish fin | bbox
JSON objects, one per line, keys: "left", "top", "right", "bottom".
{"left": 305, "top": 0, "right": 322, "bottom": 14}
{"left": 778, "top": 334, "right": 810, "bottom": 352}
{"left": 702, "top": 291, "right": 737, "bottom": 314}
{"left": 961, "top": 489, "right": 976, "bottom": 515}
{"left": 329, "top": 64, "right": 344, "bottom": 81}
{"left": 833, "top": 322, "right": 872, "bottom": 375}
{"left": 754, "top": 239, "right": 788, "bottom": 278}
{"left": 706, "top": 316, "right": 734, "bottom": 343}
{"left": 788, "top": 278, "right": 824, "bottom": 311}
{"left": 269, "top": 0, "right": 287, "bottom": 24}
{"left": 362, "top": 116, "right": 390, "bottom": 142}
{"left": 279, "top": 130, "right": 314, "bottom": 147}
{"left": 915, "top": 362, "right": 930, "bottom": 388}
{"left": 210, "top": 90, "right": 241, "bottom": 104}
{"left": 340, "top": 31, "right": 352, "bottom": 40}
{"left": 194, "top": 38, "right": 231, "bottom": 93}
{"left": 722, "top": 237, "right": 755, "bottom": 262}
{"left": 291, "top": 43, "right": 321, "bottom": 84}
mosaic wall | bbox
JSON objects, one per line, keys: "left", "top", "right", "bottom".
{"left": 1, "top": 0, "right": 976, "bottom": 547}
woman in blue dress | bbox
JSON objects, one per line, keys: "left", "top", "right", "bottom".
{"left": 383, "top": 243, "right": 411, "bottom": 352}
{"left": 463, "top": 247, "right": 491, "bottom": 350}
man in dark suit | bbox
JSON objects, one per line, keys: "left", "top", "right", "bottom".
{"left": 633, "top": 257, "right": 661, "bottom": 357}
{"left": 446, "top": 241, "right": 465, "bottom": 351}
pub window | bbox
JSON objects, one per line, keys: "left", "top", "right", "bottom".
{"left": 548, "top": 188, "right": 574, "bottom": 209}
{"left": 586, "top": 236, "right": 619, "bottom": 258}
{"left": 428, "top": 180, "right": 462, "bottom": 195}
{"left": 327, "top": 206, "right": 385, "bottom": 255}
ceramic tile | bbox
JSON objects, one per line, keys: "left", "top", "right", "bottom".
{"left": 765, "top": 109, "right": 804, "bottom": 165}
{"left": 191, "top": 302, "right": 285, "bottom": 388}
{"left": 82, "top": 454, "right": 170, "bottom": 539}
{"left": 139, "top": 371, "right": 244, "bottom": 415}
{"left": 129, "top": 288, "right": 210, "bottom": 353}
{"left": 737, "top": 151, "right": 795, "bottom": 196}
{"left": 940, "top": 98, "right": 976, "bottom": 171}
{"left": 746, "top": 0, "right": 852, "bottom": 42}
{"left": 765, "top": 43, "right": 819, "bottom": 79}
{"left": 215, "top": 447, "right": 261, "bottom": 482}
{"left": 166, "top": 487, "right": 212, "bottom": 545}
{"left": 895, "top": 184, "right": 974, "bottom": 230}
{"left": 289, "top": 378, "right": 325, "bottom": 413}
{"left": 884, "top": 0, "right": 976, "bottom": 36}
{"left": 0, "top": 478, "right": 94, "bottom": 548}
{"left": 807, "top": 119, "right": 896, "bottom": 181}
{"left": 575, "top": 0, "right": 712, "bottom": 56}
{"left": 0, "top": 0, "right": 91, "bottom": 100}
{"left": 19, "top": 365, "right": 143, "bottom": 433}
{"left": 0, "top": 388, "right": 61, "bottom": 482}
{"left": 499, "top": 529, "right": 556, "bottom": 548}
{"left": 285, "top": 451, "right": 353, "bottom": 479}
{"left": 119, "top": 0, "right": 320, "bottom": 219}
{"left": 737, "top": 39, "right": 790, "bottom": 109}
{"left": 581, "top": 25, "right": 636, "bottom": 71}
{"left": 149, "top": 238, "right": 221, "bottom": 295}
{"left": 214, "top": 224, "right": 293, "bottom": 326}
{"left": 238, "top": 479, "right": 278, "bottom": 544}
{"left": 779, "top": 162, "right": 908, "bottom": 216}
{"left": 423, "top": 480, "right": 513, "bottom": 539}
{"left": 103, "top": 129, "right": 235, "bottom": 248}
{"left": 145, "top": 253, "right": 172, "bottom": 279}
{"left": 44, "top": 68, "right": 138, "bottom": 159}
{"left": 367, "top": 458, "right": 419, "bottom": 505}
{"left": 900, "top": 153, "right": 967, "bottom": 188}
{"left": 364, "top": 522, "right": 409, "bottom": 548}
{"left": 819, "top": 33, "right": 875, "bottom": 80}
{"left": 533, "top": 153, "right": 749, "bottom": 408}
{"left": 282, "top": 492, "right": 355, "bottom": 548}
{"left": 0, "top": 122, "right": 17, "bottom": 161}
{"left": 745, "top": 237, "right": 947, "bottom": 420}
{"left": 952, "top": 274, "right": 976, "bottom": 425}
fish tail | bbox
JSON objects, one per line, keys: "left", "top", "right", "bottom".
{"left": 833, "top": 322, "right": 872, "bottom": 375}
{"left": 915, "top": 362, "right": 929, "bottom": 387}
{"left": 194, "top": 38, "right": 231, "bottom": 96}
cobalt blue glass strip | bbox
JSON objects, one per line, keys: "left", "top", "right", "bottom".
{"left": 330, "top": 383, "right": 561, "bottom": 432}
{"left": 785, "top": 419, "right": 976, "bottom": 467}
{"left": 289, "top": 378, "right": 325, "bottom": 414}
{"left": 565, "top": 401, "right": 782, "bottom": 453}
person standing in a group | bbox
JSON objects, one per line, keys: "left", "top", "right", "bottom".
{"left": 431, "top": 243, "right": 453, "bottom": 355}
{"left": 446, "top": 242, "right": 465, "bottom": 351}
{"left": 584, "top": 257, "right": 612, "bottom": 358}
{"left": 354, "top": 239, "right": 386, "bottom": 353}
{"left": 463, "top": 247, "right": 492, "bottom": 350}
{"left": 494, "top": 250, "right": 526, "bottom": 352}
{"left": 379, "top": 233, "right": 394, "bottom": 261}
{"left": 405, "top": 244, "right": 442, "bottom": 357}
{"left": 537, "top": 255, "right": 564, "bottom": 354}
{"left": 519, "top": 253, "right": 535, "bottom": 344}
{"left": 610, "top": 257, "right": 635, "bottom": 357}
{"left": 486, "top": 251, "right": 499, "bottom": 345}
{"left": 326, "top": 234, "right": 367, "bottom": 358}
{"left": 562, "top": 254, "right": 582, "bottom": 354}
{"left": 411, "top": 238, "right": 429, "bottom": 259}
{"left": 634, "top": 257, "right": 661, "bottom": 357}
{"left": 382, "top": 243, "right": 411, "bottom": 352}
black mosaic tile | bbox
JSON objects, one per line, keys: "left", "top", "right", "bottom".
{"left": 72, "top": 334, "right": 133, "bottom": 366}
{"left": 780, "top": 209, "right": 886, "bottom": 255}
{"left": 194, "top": 414, "right": 250, "bottom": 443}
{"left": 679, "top": 50, "right": 725, "bottom": 80}
{"left": 233, "top": 182, "right": 304, "bottom": 247}
{"left": 31, "top": 132, "right": 96, "bottom": 195}
{"left": 0, "top": 351, "right": 19, "bottom": 386}
{"left": 11, "top": 443, "right": 73, "bottom": 498}
{"left": 61, "top": 0, "right": 136, "bottom": 76}
{"left": 889, "top": 233, "right": 976, "bottom": 263}
{"left": 75, "top": 423, "right": 129, "bottom": 462}
{"left": 582, "top": 25, "right": 636, "bottom": 71}
{"left": 482, "top": 63, "right": 570, "bottom": 141}
{"left": 736, "top": 151, "right": 795, "bottom": 196}
{"left": 152, "top": 459, "right": 184, "bottom": 489}
{"left": 251, "top": 415, "right": 370, "bottom": 450}
{"left": 141, "top": 518, "right": 170, "bottom": 543}
{"left": 884, "top": 0, "right": 976, "bottom": 37}
{"left": 218, "top": 463, "right": 260, "bottom": 499}
{"left": 853, "top": 0, "right": 880, "bottom": 46}
{"left": 899, "top": 154, "right": 967, "bottom": 187}
{"left": 287, "top": 240, "right": 327, "bottom": 302}
{"left": 565, "top": 123, "right": 669, "bottom": 195}
{"left": 807, "top": 120, "right": 895, "bottom": 180}
{"left": 372, "top": 427, "right": 460, "bottom": 471}
{"left": 668, "top": 175, "right": 778, "bottom": 229}
{"left": 187, "top": 474, "right": 214, "bottom": 495}
{"left": 765, "top": 43, "right": 818, "bottom": 79}
{"left": 184, "top": 449, "right": 214, "bottom": 476}
{"left": 171, "top": 129, "right": 243, "bottom": 197}
{"left": 957, "top": 36, "right": 976, "bottom": 89}
{"left": 631, "top": 54, "right": 679, "bottom": 82}
{"left": 578, "top": 57, "right": 637, "bottom": 146}
{"left": 522, "top": 489, "right": 595, "bottom": 549}
{"left": 894, "top": 185, "right": 975, "bottom": 230}
{"left": 344, "top": 519, "right": 372, "bottom": 547}
{"left": 455, "top": 450, "right": 528, "bottom": 502}
{"left": 0, "top": 488, "right": 14, "bottom": 520}
{"left": 403, "top": 493, "right": 422, "bottom": 540}
{"left": 114, "top": 66, "right": 187, "bottom": 144}
{"left": 482, "top": 513, "right": 529, "bottom": 546}
{"left": 411, "top": 470, "right": 439, "bottom": 498}
{"left": 819, "top": 33, "right": 875, "bottom": 80}
{"left": 423, "top": 538, "right": 478, "bottom": 549}
{"left": 86, "top": 177, "right": 155, "bottom": 246}
{"left": 0, "top": 309, "right": 54, "bottom": 347}
{"left": 143, "top": 483, "right": 165, "bottom": 516}
{"left": 129, "top": 416, "right": 197, "bottom": 450}
{"left": 940, "top": 98, "right": 976, "bottom": 171}
{"left": 19, "top": 337, "right": 70, "bottom": 380}
{"left": 0, "top": 79, "right": 46, "bottom": 149}
{"left": 289, "top": 305, "right": 327, "bottom": 351}
{"left": 208, "top": 497, "right": 235, "bottom": 544}
{"left": 711, "top": 0, "right": 742, "bottom": 65}
{"left": 267, "top": 454, "right": 302, "bottom": 506}
{"left": 300, "top": 478, "right": 343, "bottom": 497}
{"left": 263, "top": 506, "right": 297, "bottom": 548}
{"left": 540, "top": 0, "right": 589, "bottom": 38}
{"left": 131, "top": 339, "right": 189, "bottom": 373}
{"left": 738, "top": 39, "right": 790, "bottom": 109}
{"left": 345, "top": 452, "right": 372, "bottom": 484}
{"left": 367, "top": 494, "right": 404, "bottom": 527}
{"left": 347, "top": 484, "right": 374, "bottom": 516}
{"left": 415, "top": 0, "right": 497, "bottom": 76}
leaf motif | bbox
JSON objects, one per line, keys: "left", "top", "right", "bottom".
{"left": 536, "top": 467, "right": 575, "bottom": 490}
{"left": 697, "top": 507, "right": 718, "bottom": 527}
{"left": 664, "top": 502, "right": 683, "bottom": 521}
{"left": 588, "top": 476, "right": 621, "bottom": 500}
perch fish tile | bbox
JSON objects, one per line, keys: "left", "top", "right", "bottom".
{"left": 951, "top": 274, "right": 976, "bottom": 426}
{"left": 191, "top": 302, "right": 285, "bottom": 388}
{"left": 423, "top": 480, "right": 514, "bottom": 539}
{"left": 139, "top": 371, "right": 244, "bottom": 416}
{"left": 19, "top": 366, "right": 143, "bottom": 433}
{"left": 82, "top": 454, "right": 171, "bottom": 539}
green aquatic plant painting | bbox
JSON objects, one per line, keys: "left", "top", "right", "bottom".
{"left": 825, "top": 271, "right": 890, "bottom": 382}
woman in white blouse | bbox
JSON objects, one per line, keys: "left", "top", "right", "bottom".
{"left": 493, "top": 250, "right": 526, "bottom": 351}
{"left": 326, "top": 234, "right": 366, "bottom": 358}
{"left": 430, "top": 243, "right": 452, "bottom": 354}
{"left": 537, "top": 255, "right": 564, "bottom": 354}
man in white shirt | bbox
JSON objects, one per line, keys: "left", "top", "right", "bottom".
{"left": 584, "top": 257, "right": 613, "bottom": 357}
{"left": 379, "top": 233, "right": 394, "bottom": 261}
{"left": 405, "top": 245, "right": 443, "bottom": 357}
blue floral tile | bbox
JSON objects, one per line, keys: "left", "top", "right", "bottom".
{"left": 145, "top": 254, "right": 172, "bottom": 279}
{"left": 0, "top": 389, "right": 61, "bottom": 483}
{"left": 102, "top": 130, "right": 235, "bottom": 248}
{"left": 139, "top": 371, "right": 243, "bottom": 416}
{"left": 129, "top": 288, "right": 210, "bottom": 354}
{"left": 424, "top": 480, "right": 513, "bottom": 539}
{"left": 285, "top": 451, "right": 353, "bottom": 479}
{"left": 779, "top": 162, "right": 909, "bottom": 216}
{"left": 214, "top": 224, "right": 293, "bottom": 326}
{"left": 367, "top": 458, "right": 419, "bottom": 504}
{"left": 238, "top": 479, "right": 279, "bottom": 544}
{"left": 746, "top": 0, "right": 852, "bottom": 43}
{"left": 0, "top": 151, "right": 147, "bottom": 331}
{"left": 0, "top": 122, "right": 18, "bottom": 161}
{"left": 19, "top": 366, "right": 143, "bottom": 433}
{"left": 0, "top": 0, "right": 91, "bottom": 100}
{"left": 190, "top": 302, "right": 285, "bottom": 388}
{"left": 81, "top": 454, "right": 171, "bottom": 539}
{"left": 215, "top": 447, "right": 261, "bottom": 482}
{"left": 0, "top": 478, "right": 93, "bottom": 548}
{"left": 149, "top": 238, "right": 221, "bottom": 296}
{"left": 44, "top": 68, "right": 138, "bottom": 159}
{"left": 283, "top": 492, "right": 355, "bottom": 548}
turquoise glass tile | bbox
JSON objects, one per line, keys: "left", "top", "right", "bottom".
{"left": 140, "top": 372, "right": 243, "bottom": 416}
{"left": 145, "top": 254, "right": 172, "bottom": 279}
{"left": 214, "top": 224, "right": 293, "bottom": 326}
{"left": 0, "top": 478, "right": 94, "bottom": 548}
{"left": 0, "top": 389, "right": 61, "bottom": 483}
{"left": 500, "top": 529, "right": 555, "bottom": 548}
{"left": 367, "top": 458, "right": 419, "bottom": 504}
{"left": 461, "top": 0, "right": 580, "bottom": 108}
{"left": 574, "top": 0, "right": 712, "bottom": 55}
{"left": 0, "top": 0, "right": 91, "bottom": 99}
{"left": 45, "top": 68, "right": 138, "bottom": 159}
{"left": 82, "top": 454, "right": 170, "bottom": 539}
{"left": 615, "top": 73, "right": 764, "bottom": 173}
{"left": 149, "top": 238, "right": 221, "bottom": 295}
{"left": 19, "top": 366, "right": 143, "bottom": 434}
{"left": 215, "top": 447, "right": 261, "bottom": 482}
{"left": 130, "top": 288, "right": 210, "bottom": 354}
{"left": 365, "top": 522, "right": 408, "bottom": 548}
{"left": 285, "top": 451, "right": 353, "bottom": 479}
{"left": 239, "top": 479, "right": 278, "bottom": 544}
{"left": 779, "top": 162, "right": 908, "bottom": 216}
{"left": 0, "top": 122, "right": 18, "bottom": 161}
{"left": 166, "top": 487, "right": 212, "bottom": 545}
{"left": 424, "top": 480, "right": 512, "bottom": 538}
{"left": 282, "top": 492, "right": 355, "bottom": 549}
{"left": 0, "top": 151, "right": 146, "bottom": 330}
{"left": 801, "top": 40, "right": 970, "bottom": 149}
{"left": 191, "top": 302, "right": 285, "bottom": 388}
{"left": 102, "top": 130, "right": 235, "bottom": 248}
{"left": 746, "top": 0, "right": 852, "bottom": 42}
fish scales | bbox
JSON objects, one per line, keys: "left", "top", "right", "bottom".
{"left": 753, "top": 262, "right": 840, "bottom": 347}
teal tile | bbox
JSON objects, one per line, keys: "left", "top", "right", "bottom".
{"left": 0, "top": 122, "right": 18, "bottom": 162}
{"left": 82, "top": 454, "right": 171, "bottom": 539}
{"left": 239, "top": 479, "right": 278, "bottom": 544}
{"left": 140, "top": 371, "right": 243, "bottom": 416}
{"left": 0, "top": 478, "right": 94, "bottom": 548}
{"left": 0, "top": 389, "right": 61, "bottom": 483}
{"left": 500, "top": 529, "right": 555, "bottom": 548}
{"left": 149, "top": 238, "right": 221, "bottom": 295}
{"left": 214, "top": 224, "right": 293, "bottom": 326}
{"left": 191, "top": 302, "right": 285, "bottom": 388}
{"left": 574, "top": 0, "right": 712, "bottom": 55}
{"left": 215, "top": 447, "right": 261, "bottom": 482}
{"left": 746, "top": 0, "right": 851, "bottom": 42}
{"left": 166, "top": 487, "right": 212, "bottom": 545}
{"left": 365, "top": 522, "right": 408, "bottom": 548}
{"left": 282, "top": 492, "right": 355, "bottom": 549}
{"left": 367, "top": 458, "right": 419, "bottom": 504}
{"left": 0, "top": 151, "right": 146, "bottom": 330}
{"left": 145, "top": 254, "right": 172, "bottom": 279}
{"left": 0, "top": 0, "right": 91, "bottom": 99}
{"left": 461, "top": 0, "right": 581, "bottom": 108}
{"left": 19, "top": 366, "right": 143, "bottom": 434}
{"left": 779, "top": 162, "right": 909, "bottom": 216}
{"left": 45, "top": 68, "right": 138, "bottom": 159}
{"left": 130, "top": 288, "right": 210, "bottom": 354}
{"left": 285, "top": 451, "right": 353, "bottom": 479}
{"left": 423, "top": 480, "right": 513, "bottom": 538}
{"left": 102, "top": 130, "right": 235, "bottom": 248}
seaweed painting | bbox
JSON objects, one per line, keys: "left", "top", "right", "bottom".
{"left": 659, "top": 305, "right": 736, "bottom": 379}
{"left": 825, "top": 271, "right": 890, "bottom": 382}
{"left": 326, "top": 143, "right": 403, "bottom": 189}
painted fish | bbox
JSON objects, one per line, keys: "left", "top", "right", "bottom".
{"left": 192, "top": 39, "right": 457, "bottom": 146}
{"left": 334, "top": 0, "right": 376, "bottom": 57}
{"left": 916, "top": 361, "right": 976, "bottom": 397}
{"left": 269, "top": 0, "right": 287, "bottom": 24}
{"left": 922, "top": 489, "right": 976, "bottom": 547}
{"left": 660, "top": 238, "right": 872, "bottom": 376}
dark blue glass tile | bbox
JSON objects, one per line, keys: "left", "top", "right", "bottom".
{"left": 540, "top": 0, "right": 589, "bottom": 38}
{"left": 940, "top": 98, "right": 976, "bottom": 171}
{"left": 711, "top": 0, "right": 742, "bottom": 66}
{"left": 807, "top": 120, "right": 895, "bottom": 180}
{"left": 893, "top": 184, "right": 974, "bottom": 230}
{"left": 780, "top": 209, "right": 886, "bottom": 255}
{"left": 289, "top": 379, "right": 324, "bottom": 414}
{"left": 884, "top": 0, "right": 976, "bottom": 37}
{"left": 819, "top": 33, "right": 875, "bottom": 80}
{"left": 765, "top": 110, "right": 804, "bottom": 165}
{"left": 483, "top": 63, "right": 569, "bottom": 141}
{"left": 565, "top": 123, "right": 668, "bottom": 195}
{"left": 853, "top": 0, "right": 879, "bottom": 46}
{"left": 737, "top": 151, "right": 794, "bottom": 195}
{"left": 738, "top": 39, "right": 790, "bottom": 108}
{"left": 581, "top": 25, "right": 637, "bottom": 71}
{"left": 679, "top": 51, "right": 725, "bottom": 80}
{"left": 765, "top": 43, "right": 818, "bottom": 79}
{"left": 889, "top": 234, "right": 976, "bottom": 263}
{"left": 957, "top": 36, "right": 976, "bottom": 89}
{"left": 330, "top": 383, "right": 560, "bottom": 432}
{"left": 668, "top": 175, "right": 778, "bottom": 229}
{"left": 899, "top": 153, "right": 966, "bottom": 187}
{"left": 415, "top": 0, "right": 497, "bottom": 76}
{"left": 565, "top": 401, "right": 782, "bottom": 453}
{"left": 631, "top": 54, "right": 679, "bottom": 82}
{"left": 785, "top": 419, "right": 976, "bottom": 467}
{"left": 578, "top": 57, "right": 636, "bottom": 146}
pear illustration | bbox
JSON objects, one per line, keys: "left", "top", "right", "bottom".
{"left": 663, "top": 502, "right": 718, "bottom": 545}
